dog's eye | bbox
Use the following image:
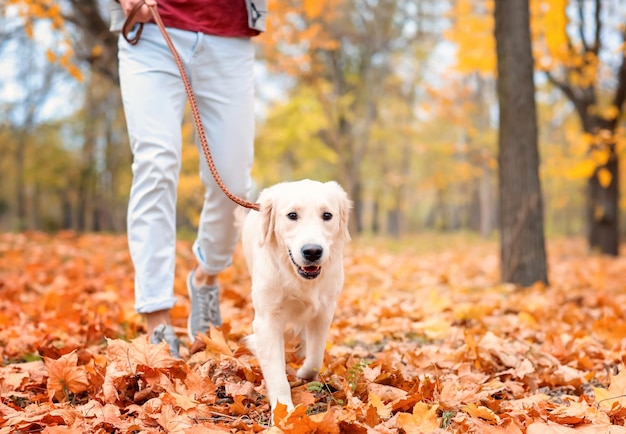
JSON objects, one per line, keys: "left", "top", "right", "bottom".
{"left": 322, "top": 212, "right": 333, "bottom": 221}
{"left": 287, "top": 212, "right": 298, "bottom": 220}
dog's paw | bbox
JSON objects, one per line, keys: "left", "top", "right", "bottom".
{"left": 296, "top": 365, "right": 319, "bottom": 381}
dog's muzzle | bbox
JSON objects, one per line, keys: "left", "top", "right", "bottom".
{"left": 289, "top": 247, "right": 322, "bottom": 279}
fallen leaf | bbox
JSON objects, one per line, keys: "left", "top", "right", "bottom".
{"left": 397, "top": 402, "right": 439, "bottom": 434}
{"left": 44, "top": 351, "right": 89, "bottom": 401}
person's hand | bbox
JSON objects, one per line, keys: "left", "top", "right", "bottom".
{"left": 119, "top": 0, "right": 157, "bottom": 26}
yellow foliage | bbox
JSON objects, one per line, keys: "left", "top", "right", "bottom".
{"left": 5, "top": 0, "right": 81, "bottom": 81}
{"left": 534, "top": 0, "right": 568, "bottom": 65}
{"left": 261, "top": 0, "right": 344, "bottom": 75}
{"left": 567, "top": 159, "right": 595, "bottom": 180}
{"left": 444, "top": 0, "right": 495, "bottom": 76}
{"left": 601, "top": 105, "right": 620, "bottom": 121}
{"left": 596, "top": 168, "right": 612, "bottom": 188}
{"left": 303, "top": 0, "right": 326, "bottom": 19}
{"left": 590, "top": 147, "right": 610, "bottom": 166}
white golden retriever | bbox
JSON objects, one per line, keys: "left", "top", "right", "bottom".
{"left": 242, "top": 179, "right": 351, "bottom": 412}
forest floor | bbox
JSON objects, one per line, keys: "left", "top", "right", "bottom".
{"left": 1, "top": 232, "right": 626, "bottom": 433}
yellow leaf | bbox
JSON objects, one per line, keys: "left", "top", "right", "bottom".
{"left": 368, "top": 391, "right": 392, "bottom": 419}
{"left": 397, "top": 402, "right": 439, "bottom": 434}
{"left": 518, "top": 311, "right": 539, "bottom": 329}
{"left": 462, "top": 403, "right": 500, "bottom": 423}
{"left": 197, "top": 326, "right": 234, "bottom": 357}
{"left": 594, "top": 368, "right": 626, "bottom": 412}
{"left": 567, "top": 159, "right": 595, "bottom": 179}
{"left": 597, "top": 168, "right": 612, "bottom": 188}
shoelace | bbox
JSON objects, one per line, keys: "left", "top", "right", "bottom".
{"left": 199, "top": 286, "right": 221, "bottom": 326}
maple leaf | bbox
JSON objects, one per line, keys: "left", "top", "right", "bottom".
{"left": 462, "top": 403, "right": 500, "bottom": 424}
{"left": 396, "top": 402, "right": 439, "bottom": 434}
{"left": 368, "top": 391, "right": 392, "bottom": 419}
{"left": 105, "top": 336, "right": 180, "bottom": 371}
{"left": 309, "top": 407, "right": 341, "bottom": 433}
{"left": 595, "top": 368, "right": 626, "bottom": 413}
{"left": 274, "top": 404, "right": 319, "bottom": 433}
{"left": 44, "top": 351, "right": 89, "bottom": 401}
{"left": 526, "top": 421, "right": 624, "bottom": 433}
{"left": 196, "top": 326, "right": 234, "bottom": 357}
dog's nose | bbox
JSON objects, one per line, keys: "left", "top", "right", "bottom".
{"left": 301, "top": 244, "right": 323, "bottom": 262}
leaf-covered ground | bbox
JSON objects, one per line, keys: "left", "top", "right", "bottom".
{"left": 1, "top": 232, "right": 626, "bottom": 433}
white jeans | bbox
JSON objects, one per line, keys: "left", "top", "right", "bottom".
{"left": 118, "top": 24, "right": 255, "bottom": 314}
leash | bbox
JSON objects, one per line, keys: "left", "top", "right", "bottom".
{"left": 122, "top": 1, "right": 261, "bottom": 212}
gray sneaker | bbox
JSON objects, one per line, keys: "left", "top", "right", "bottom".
{"left": 150, "top": 324, "right": 181, "bottom": 359}
{"left": 187, "top": 267, "right": 222, "bottom": 341}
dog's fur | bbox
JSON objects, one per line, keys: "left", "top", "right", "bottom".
{"left": 241, "top": 179, "right": 351, "bottom": 412}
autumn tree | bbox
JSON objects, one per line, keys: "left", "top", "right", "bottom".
{"left": 2, "top": 0, "right": 129, "bottom": 232}
{"left": 495, "top": 0, "right": 548, "bottom": 285}
{"left": 260, "top": 0, "right": 441, "bottom": 234}
{"left": 536, "top": 0, "right": 626, "bottom": 255}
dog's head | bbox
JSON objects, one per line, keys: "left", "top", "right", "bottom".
{"left": 258, "top": 179, "right": 351, "bottom": 280}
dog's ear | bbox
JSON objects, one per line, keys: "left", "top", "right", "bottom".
{"left": 259, "top": 190, "right": 276, "bottom": 246}
{"left": 326, "top": 181, "right": 352, "bottom": 242}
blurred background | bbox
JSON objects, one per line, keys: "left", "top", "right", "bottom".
{"left": 0, "top": 0, "right": 625, "bottom": 248}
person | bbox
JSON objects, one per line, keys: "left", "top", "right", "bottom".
{"left": 109, "top": 0, "right": 266, "bottom": 358}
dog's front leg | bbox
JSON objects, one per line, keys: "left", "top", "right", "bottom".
{"left": 253, "top": 314, "right": 294, "bottom": 411}
{"left": 297, "top": 310, "right": 333, "bottom": 380}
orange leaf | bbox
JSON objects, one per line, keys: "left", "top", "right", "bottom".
{"left": 462, "top": 403, "right": 500, "bottom": 424}
{"left": 397, "top": 402, "right": 439, "bottom": 434}
{"left": 197, "top": 326, "right": 234, "bottom": 357}
{"left": 105, "top": 336, "right": 179, "bottom": 371}
{"left": 44, "top": 351, "right": 89, "bottom": 401}
{"left": 274, "top": 404, "right": 317, "bottom": 433}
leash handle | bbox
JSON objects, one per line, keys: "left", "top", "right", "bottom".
{"left": 121, "top": 2, "right": 144, "bottom": 45}
{"left": 121, "top": 1, "right": 261, "bottom": 212}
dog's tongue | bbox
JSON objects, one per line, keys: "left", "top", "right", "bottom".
{"left": 303, "top": 265, "right": 320, "bottom": 273}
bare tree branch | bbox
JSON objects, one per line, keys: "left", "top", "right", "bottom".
{"left": 593, "top": 0, "right": 601, "bottom": 53}
{"left": 577, "top": 0, "right": 589, "bottom": 51}
{"left": 609, "top": 30, "right": 626, "bottom": 129}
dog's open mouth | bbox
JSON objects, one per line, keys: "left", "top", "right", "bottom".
{"left": 288, "top": 250, "right": 322, "bottom": 279}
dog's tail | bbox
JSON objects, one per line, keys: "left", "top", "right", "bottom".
{"left": 241, "top": 333, "right": 257, "bottom": 356}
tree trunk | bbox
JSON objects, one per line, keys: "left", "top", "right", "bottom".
{"left": 495, "top": 0, "right": 548, "bottom": 285}
{"left": 479, "top": 162, "right": 494, "bottom": 238}
{"left": 15, "top": 129, "right": 27, "bottom": 231}
{"left": 588, "top": 140, "right": 619, "bottom": 255}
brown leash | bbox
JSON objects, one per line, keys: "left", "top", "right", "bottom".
{"left": 122, "top": 1, "right": 260, "bottom": 212}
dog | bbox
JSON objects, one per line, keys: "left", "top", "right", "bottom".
{"left": 241, "top": 179, "right": 351, "bottom": 413}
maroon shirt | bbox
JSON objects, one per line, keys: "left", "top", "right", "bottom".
{"left": 157, "top": 0, "right": 259, "bottom": 37}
